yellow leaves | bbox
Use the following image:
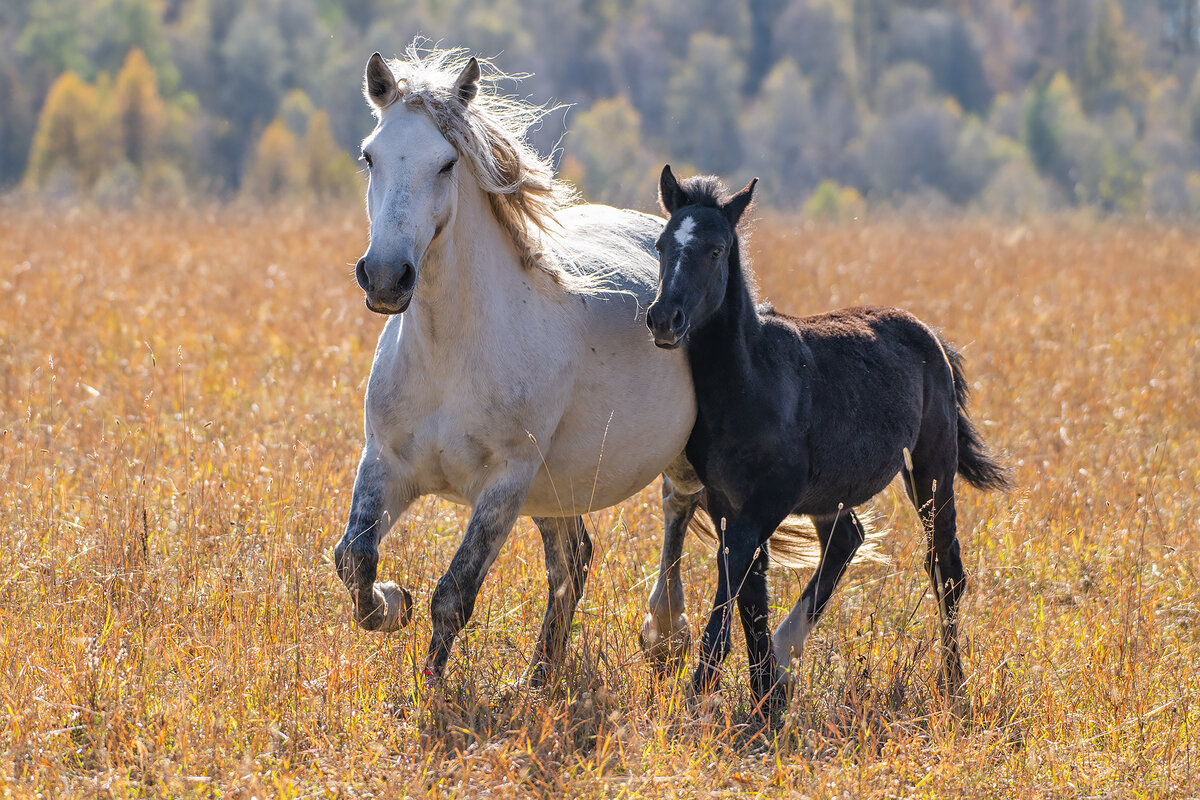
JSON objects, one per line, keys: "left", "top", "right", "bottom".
{"left": 112, "top": 48, "right": 167, "bottom": 168}
{"left": 25, "top": 70, "right": 112, "bottom": 188}
{"left": 243, "top": 99, "right": 363, "bottom": 202}
{"left": 244, "top": 118, "right": 303, "bottom": 200}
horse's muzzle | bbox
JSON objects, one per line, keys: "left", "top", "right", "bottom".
{"left": 357, "top": 257, "right": 416, "bottom": 315}
{"left": 364, "top": 293, "right": 413, "bottom": 315}
{"left": 647, "top": 302, "right": 688, "bottom": 349}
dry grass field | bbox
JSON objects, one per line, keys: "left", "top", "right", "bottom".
{"left": 1, "top": 203, "right": 1198, "bottom": 797}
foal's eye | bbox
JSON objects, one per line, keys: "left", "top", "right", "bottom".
{"left": 360, "top": 151, "right": 373, "bottom": 168}
{"left": 711, "top": 246, "right": 725, "bottom": 259}
{"left": 439, "top": 159, "right": 457, "bottom": 175}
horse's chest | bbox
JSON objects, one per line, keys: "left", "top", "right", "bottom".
{"left": 365, "top": 363, "right": 544, "bottom": 500}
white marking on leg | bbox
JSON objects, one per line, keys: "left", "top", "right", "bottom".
{"left": 773, "top": 594, "right": 814, "bottom": 670}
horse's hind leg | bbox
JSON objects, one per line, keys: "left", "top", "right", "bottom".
{"left": 640, "top": 455, "right": 703, "bottom": 672}
{"left": 903, "top": 461, "right": 966, "bottom": 690}
{"left": 526, "top": 515, "right": 594, "bottom": 688}
{"left": 425, "top": 475, "right": 531, "bottom": 681}
{"left": 773, "top": 510, "right": 867, "bottom": 674}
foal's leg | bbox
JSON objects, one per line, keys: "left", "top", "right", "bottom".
{"left": 333, "top": 445, "right": 418, "bottom": 632}
{"left": 691, "top": 493, "right": 777, "bottom": 697}
{"left": 526, "top": 514, "right": 594, "bottom": 687}
{"left": 424, "top": 474, "right": 532, "bottom": 681}
{"left": 903, "top": 467, "right": 966, "bottom": 689}
{"left": 735, "top": 542, "right": 783, "bottom": 709}
{"left": 773, "top": 510, "right": 867, "bottom": 673}
{"left": 641, "top": 455, "right": 704, "bottom": 671}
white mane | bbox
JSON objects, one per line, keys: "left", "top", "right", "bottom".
{"left": 378, "top": 41, "right": 619, "bottom": 294}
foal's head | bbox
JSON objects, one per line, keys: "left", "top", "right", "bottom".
{"left": 646, "top": 165, "right": 757, "bottom": 349}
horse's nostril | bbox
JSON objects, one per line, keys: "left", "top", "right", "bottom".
{"left": 356, "top": 258, "right": 371, "bottom": 292}
{"left": 396, "top": 262, "right": 416, "bottom": 293}
{"left": 648, "top": 304, "right": 667, "bottom": 332}
{"left": 670, "top": 309, "right": 684, "bottom": 331}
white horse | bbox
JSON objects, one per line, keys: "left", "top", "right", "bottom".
{"left": 332, "top": 44, "right": 706, "bottom": 684}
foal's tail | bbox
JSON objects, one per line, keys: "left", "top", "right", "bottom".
{"left": 687, "top": 507, "right": 889, "bottom": 570}
{"left": 941, "top": 338, "right": 1011, "bottom": 492}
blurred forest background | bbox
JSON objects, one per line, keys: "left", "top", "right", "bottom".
{"left": 5, "top": 0, "right": 1200, "bottom": 216}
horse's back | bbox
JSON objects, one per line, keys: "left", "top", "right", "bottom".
{"left": 774, "top": 305, "right": 956, "bottom": 511}
{"left": 784, "top": 306, "right": 951, "bottom": 386}
{"left": 555, "top": 204, "right": 664, "bottom": 304}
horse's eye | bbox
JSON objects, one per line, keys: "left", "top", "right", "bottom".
{"left": 439, "top": 159, "right": 457, "bottom": 175}
{"left": 712, "top": 247, "right": 724, "bottom": 259}
{"left": 360, "top": 151, "right": 373, "bottom": 168}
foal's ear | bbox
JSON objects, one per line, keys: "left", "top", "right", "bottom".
{"left": 453, "top": 57, "right": 481, "bottom": 105}
{"left": 723, "top": 177, "right": 758, "bottom": 227}
{"left": 659, "top": 164, "right": 688, "bottom": 215}
{"left": 364, "top": 53, "right": 399, "bottom": 109}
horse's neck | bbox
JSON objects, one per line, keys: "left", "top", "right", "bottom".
{"left": 689, "top": 242, "right": 761, "bottom": 389}
{"left": 403, "top": 177, "right": 543, "bottom": 361}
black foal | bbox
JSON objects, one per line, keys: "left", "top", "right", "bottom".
{"left": 646, "top": 166, "right": 1008, "bottom": 709}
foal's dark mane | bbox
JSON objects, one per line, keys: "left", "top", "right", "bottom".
{"left": 674, "top": 175, "right": 731, "bottom": 209}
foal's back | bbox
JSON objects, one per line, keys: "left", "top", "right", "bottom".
{"left": 767, "top": 305, "right": 956, "bottom": 514}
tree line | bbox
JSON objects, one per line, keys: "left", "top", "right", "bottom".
{"left": 4, "top": 0, "right": 1200, "bottom": 216}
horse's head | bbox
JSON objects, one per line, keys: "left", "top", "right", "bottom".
{"left": 647, "top": 165, "right": 757, "bottom": 348}
{"left": 354, "top": 52, "right": 480, "bottom": 314}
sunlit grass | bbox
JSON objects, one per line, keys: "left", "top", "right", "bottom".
{"left": 1, "top": 205, "right": 1197, "bottom": 796}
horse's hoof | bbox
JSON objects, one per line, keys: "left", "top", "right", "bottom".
{"left": 375, "top": 582, "right": 413, "bottom": 632}
{"left": 774, "top": 659, "right": 798, "bottom": 699}
{"left": 761, "top": 674, "right": 792, "bottom": 721}
{"left": 939, "top": 662, "right": 966, "bottom": 699}
{"left": 502, "top": 664, "right": 553, "bottom": 701}
{"left": 522, "top": 661, "right": 555, "bottom": 691}
{"left": 639, "top": 613, "right": 691, "bottom": 673}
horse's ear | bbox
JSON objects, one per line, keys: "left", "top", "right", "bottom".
{"left": 723, "top": 177, "right": 758, "bottom": 227}
{"left": 453, "top": 57, "right": 481, "bottom": 105}
{"left": 365, "top": 53, "right": 398, "bottom": 109}
{"left": 659, "top": 164, "right": 687, "bottom": 215}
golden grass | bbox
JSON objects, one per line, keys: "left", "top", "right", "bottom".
{"left": 1, "top": 204, "right": 1197, "bottom": 797}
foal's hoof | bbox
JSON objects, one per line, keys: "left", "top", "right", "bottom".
{"left": 360, "top": 582, "right": 412, "bottom": 633}
{"left": 939, "top": 659, "right": 966, "bottom": 698}
{"left": 639, "top": 613, "right": 691, "bottom": 673}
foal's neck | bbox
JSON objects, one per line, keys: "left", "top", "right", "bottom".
{"left": 690, "top": 238, "right": 761, "bottom": 376}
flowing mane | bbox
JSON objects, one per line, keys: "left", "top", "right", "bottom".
{"left": 372, "top": 41, "right": 589, "bottom": 289}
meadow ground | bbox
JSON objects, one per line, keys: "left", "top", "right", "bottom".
{"left": 1, "top": 204, "right": 1197, "bottom": 798}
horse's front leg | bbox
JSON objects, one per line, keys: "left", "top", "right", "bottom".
{"left": 641, "top": 454, "right": 703, "bottom": 672}
{"left": 423, "top": 472, "right": 533, "bottom": 681}
{"left": 333, "top": 445, "right": 417, "bottom": 632}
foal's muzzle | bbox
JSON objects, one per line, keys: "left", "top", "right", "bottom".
{"left": 357, "top": 257, "right": 416, "bottom": 314}
{"left": 646, "top": 302, "right": 688, "bottom": 349}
